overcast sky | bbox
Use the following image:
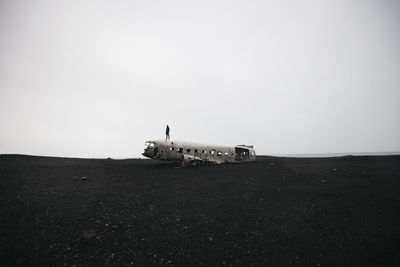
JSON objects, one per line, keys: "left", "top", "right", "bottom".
{"left": 0, "top": 0, "right": 399, "bottom": 158}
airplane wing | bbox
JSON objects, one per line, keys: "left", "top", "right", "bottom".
{"left": 182, "top": 154, "right": 218, "bottom": 166}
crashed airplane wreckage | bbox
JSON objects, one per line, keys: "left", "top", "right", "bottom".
{"left": 142, "top": 140, "right": 256, "bottom": 166}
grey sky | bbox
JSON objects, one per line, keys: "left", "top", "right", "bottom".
{"left": 1, "top": 0, "right": 399, "bottom": 158}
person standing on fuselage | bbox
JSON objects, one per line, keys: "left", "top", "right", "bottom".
{"left": 166, "top": 125, "right": 170, "bottom": 140}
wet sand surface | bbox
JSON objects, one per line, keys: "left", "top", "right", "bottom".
{"left": 1, "top": 154, "right": 399, "bottom": 266}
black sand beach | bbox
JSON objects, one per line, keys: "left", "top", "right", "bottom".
{"left": 0, "top": 154, "right": 399, "bottom": 266}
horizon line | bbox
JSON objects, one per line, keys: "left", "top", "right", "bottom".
{"left": 1, "top": 151, "right": 400, "bottom": 160}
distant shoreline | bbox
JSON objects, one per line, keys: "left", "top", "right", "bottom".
{"left": 270, "top": 151, "right": 400, "bottom": 158}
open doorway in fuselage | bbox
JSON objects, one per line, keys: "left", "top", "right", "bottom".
{"left": 235, "top": 147, "right": 250, "bottom": 161}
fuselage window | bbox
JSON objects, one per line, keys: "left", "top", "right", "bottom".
{"left": 170, "top": 147, "right": 174, "bottom": 151}
{"left": 186, "top": 149, "right": 191, "bottom": 152}
{"left": 217, "top": 151, "right": 222, "bottom": 156}
{"left": 194, "top": 149, "right": 198, "bottom": 153}
{"left": 202, "top": 150, "right": 207, "bottom": 154}
{"left": 178, "top": 148, "right": 183, "bottom": 153}
{"left": 210, "top": 151, "right": 215, "bottom": 155}
{"left": 224, "top": 152, "right": 229, "bottom": 155}
{"left": 146, "top": 142, "right": 155, "bottom": 148}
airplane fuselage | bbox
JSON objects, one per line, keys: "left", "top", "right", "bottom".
{"left": 142, "top": 140, "right": 256, "bottom": 166}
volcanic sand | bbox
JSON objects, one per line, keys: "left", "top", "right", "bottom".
{"left": 0, "top": 155, "right": 399, "bottom": 266}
